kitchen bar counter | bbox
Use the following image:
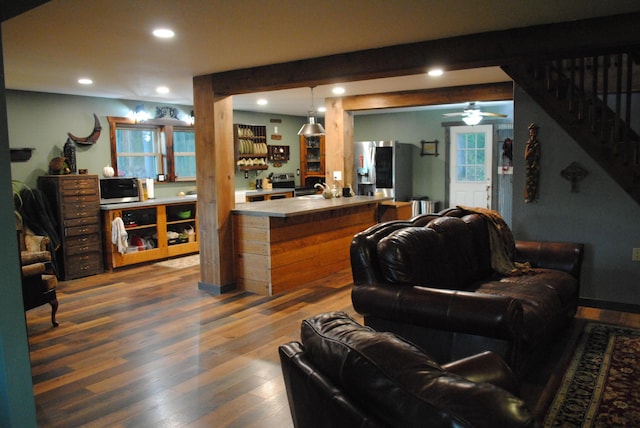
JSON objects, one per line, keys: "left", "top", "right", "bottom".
{"left": 232, "top": 194, "right": 390, "bottom": 217}
{"left": 232, "top": 195, "right": 388, "bottom": 295}
{"left": 244, "top": 187, "right": 295, "bottom": 202}
{"left": 100, "top": 194, "right": 197, "bottom": 211}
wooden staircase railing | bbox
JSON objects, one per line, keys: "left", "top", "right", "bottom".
{"left": 501, "top": 51, "right": 640, "bottom": 205}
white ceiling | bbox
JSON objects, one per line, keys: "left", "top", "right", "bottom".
{"left": 3, "top": 0, "right": 639, "bottom": 116}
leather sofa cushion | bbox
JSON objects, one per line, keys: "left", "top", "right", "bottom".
{"left": 476, "top": 268, "right": 578, "bottom": 344}
{"left": 377, "top": 217, "right": 482, "bottom": 289}
{"left": 301, "top": 311, "right": 533, "bottom": 428}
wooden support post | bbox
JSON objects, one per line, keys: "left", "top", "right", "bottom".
{"left": 193, "top": 75, "right": 236, "bottom": 294}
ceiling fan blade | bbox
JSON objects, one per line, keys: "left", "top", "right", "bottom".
{"left": 478, "top": 112, "right": 507, "bottom": 117}
{"left": 443, "top": 112, "right": 465, "bottom": 117}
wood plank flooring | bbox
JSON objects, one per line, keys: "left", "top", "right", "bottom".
{"left": 25, "top": 259, "right": 640, "bottom": 427}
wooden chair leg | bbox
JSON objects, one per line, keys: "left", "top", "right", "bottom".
{"left": 49, "top": 298, "right": 59, "bottom": 327}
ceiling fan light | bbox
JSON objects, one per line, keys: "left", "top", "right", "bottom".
{"left": 463, "top": 112, "right": 482, "bottom": 126}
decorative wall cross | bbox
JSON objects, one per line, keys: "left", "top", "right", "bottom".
{"left": 560, "top": 161, "right": 588, "bottom": 192}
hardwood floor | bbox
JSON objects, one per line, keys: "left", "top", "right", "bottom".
{"left": 25, "top": 259, "right": 640, "bottom": 427}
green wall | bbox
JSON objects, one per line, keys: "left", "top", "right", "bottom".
{"left": 231, "top": 110, "right": 306, "bottom": 190}
{"left": 7, "top": 90, "right": 196, "bottom": 197}
{"left": 512, "top": 86, "right": 640, "bottom": 305}
{"left": 1, "top": 40, "right": 37, "bottom": 428}
{"left": 7, "top": 91, "right": 307, "bottom": 197}
{"left": 354, "top": 103, "right": 513, "bottom": 203}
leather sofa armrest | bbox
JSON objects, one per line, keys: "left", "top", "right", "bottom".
{"left": 442, "top": 350, "right": 520, "bottom": 395}
{"left": 515, "top": 240, "right": 584, "bottom": 281}
{"left": 352, "top": 283, "right": 523, "bottom": 341}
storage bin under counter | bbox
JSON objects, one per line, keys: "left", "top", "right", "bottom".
{"left": 100, "top": 195, "right": 198, "bottom": 269}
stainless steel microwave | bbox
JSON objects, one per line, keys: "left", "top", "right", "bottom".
{"left": 99, "top": 177, "right": 140, "bottom": 204}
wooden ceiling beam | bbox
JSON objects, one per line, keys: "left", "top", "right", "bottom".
{"left": 1, "top": 0, "right": 50, "bottom": 22}
{"left": 207, "top": 12, "right": 640, "bottom": 96}
{"left": 339, "top": 82, "right": 513, "bottom": 111}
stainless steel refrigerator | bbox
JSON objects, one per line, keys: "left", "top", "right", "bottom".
{"left": 353, "top": 140, "right": 412, "bottom": 201}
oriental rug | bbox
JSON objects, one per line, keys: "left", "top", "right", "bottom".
{"left": 543, "top": 322, "right": 640, "bottom": 427}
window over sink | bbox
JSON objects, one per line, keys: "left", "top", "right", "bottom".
{"left": 108, "top": 116, "right": 195, "bottom": 182}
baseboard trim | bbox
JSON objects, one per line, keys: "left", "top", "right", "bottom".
{"left": 198, "top": 281, "right": 236, "bottom": 295}
{"left": 579, "top": 298, "right": 640, "bottom": 314}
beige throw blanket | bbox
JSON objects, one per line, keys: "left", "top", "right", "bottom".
{"left": 456, "top": 206, "right": 532, "bottom": 276}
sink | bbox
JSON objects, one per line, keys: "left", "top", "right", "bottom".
{"left": 297, "top": 194, "right": 325, "bottom": 200}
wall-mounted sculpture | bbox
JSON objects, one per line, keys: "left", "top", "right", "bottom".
{"left": 561, "top": 161, "right": 588, "bottom": 192}
{"left": 67, "top": 113, "right": 102, "bottom": 145}
{"left": 524, "top": 123, "right": 541, "bottom": 203}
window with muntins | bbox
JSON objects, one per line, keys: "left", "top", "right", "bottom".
{"left": 456, "top": 132, "right": 486, "bottom": 182}
{"left": 108, "top": 116, "right": 195, "bottom": 182}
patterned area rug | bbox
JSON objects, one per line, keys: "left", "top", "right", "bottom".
{"left": 543, "top": 322, "right": 640, "bottom": 427}
{"left": 154, "top": 254, "right": 200, "bottom": 269}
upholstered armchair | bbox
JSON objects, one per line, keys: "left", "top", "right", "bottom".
{"left": 18, "top": 229, "right": 59, "bottom": 327}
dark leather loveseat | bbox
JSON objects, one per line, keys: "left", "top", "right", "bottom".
{"left": 350, "top": 207, "right": 584, "bottom": 375}
{"left": 279, "top": 311, "right": 537, "bottom": 428}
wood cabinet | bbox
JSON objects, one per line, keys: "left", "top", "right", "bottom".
{"left": 235, "top": 123, "right": 268, "bottom": 171}
{"left": 378, "top": 201, "right": 413, "bottom": 222}
{"left": 102, "top": 199, "right": 198, "bottom": 269}
{"left": 38, "top": 175, "right": 104, "bottom": 280}
{"left": 299, "top": 135, "right": 325, "bottom": 186}
{"left": 245, "top": 189, "right": 294, "bottom": 202}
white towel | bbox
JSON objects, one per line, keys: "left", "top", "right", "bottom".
{"left": 111, "top": 217, "right": 128, "bottom": 255}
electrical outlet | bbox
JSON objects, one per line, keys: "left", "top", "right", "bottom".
{"left": 333, "top": 171, "right": 342, "bottom": 181}
{"left": 632, "top": 248, "right": 640, "bottom": 261}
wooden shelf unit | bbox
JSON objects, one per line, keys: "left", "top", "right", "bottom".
{"left": 235, "top": 123, "right": 268, "bottom": 171}
{"left": 102, "top": 200, "right": 198, "bottom": 269}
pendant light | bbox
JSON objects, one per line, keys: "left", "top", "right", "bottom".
{"left": 298, "top": 87, "right": 325, "bottom": 137}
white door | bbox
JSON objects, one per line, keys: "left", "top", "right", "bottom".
{"left": 449, "top": 125, "right": 493, "bottom": 209}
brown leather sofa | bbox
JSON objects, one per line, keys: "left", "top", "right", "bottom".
{"left": 279, "top": 311, "right": 537, "bottom": 428}
{"left": 350, "top": 208, "right": 584, "bottom": 375}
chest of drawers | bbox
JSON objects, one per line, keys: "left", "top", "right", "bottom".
{"left": 38, "top": 175, "right": 104, "bottom": 279}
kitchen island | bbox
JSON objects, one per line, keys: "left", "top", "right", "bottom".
{"left": 232, "top": 195, "right": 389, "bottom": 295}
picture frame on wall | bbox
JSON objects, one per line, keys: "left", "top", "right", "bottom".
{"left": 420, "top": 140, "right": 439, "bottom": 157}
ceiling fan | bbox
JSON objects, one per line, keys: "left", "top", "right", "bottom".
{"left": 443, "top": 102, "right": 507, "bottom": 125}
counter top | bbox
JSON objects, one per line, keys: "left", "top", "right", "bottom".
{"left": 100, "top": 194, "right": 197, "bottom": 210}
{"left": 244, "top": 188, "right": 295, "bottom": 197}
{"left": 231, "top": 195, "right": 391, "bottom": 218}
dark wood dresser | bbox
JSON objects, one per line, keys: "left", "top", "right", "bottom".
{"left": 38, "top": 175, "right": 104, "bottom": 280}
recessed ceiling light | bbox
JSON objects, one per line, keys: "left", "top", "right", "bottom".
{"left": 428, "top": 68, "right": 444, "bottom": 77}
{"left": 156, "top": 86, "right": 170, "bottom": 94}
{"left": 257, "top": 99, "right": 268, "bottom": 106}
{"left": 332, "top": 87, "right": 345, "bottom": 95}
{"left": 78, "top": 78, "right": 93, "bottom": 85}
{"left": 152, "top": 28, "right": 175, "bottom": 38}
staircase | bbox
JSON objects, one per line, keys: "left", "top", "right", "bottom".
{"left": 501, "top": 51, "right": 640, "bottom": 205}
